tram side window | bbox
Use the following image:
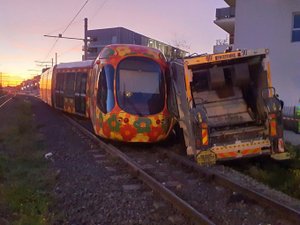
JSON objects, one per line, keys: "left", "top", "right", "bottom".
{"left": 97, "top": 65, "right": 115, "bottom": 113}
{"left": 64, "top": 73, "right": 76, "bottom": 97}
{"left": 56, "top": 73, "right": 64, "bottom": 91}
{"left": 75, "top": 73, "right": 82, "bottom": 93}
{"left": 81, "top": 73, "right": 87, "bottom": 93}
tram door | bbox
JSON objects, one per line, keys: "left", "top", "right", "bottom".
{"left": 75, "top": 73, "right": 87, "bottom": 114}
{"left": 55, "top": 73, "right": 64, "bottom": 109}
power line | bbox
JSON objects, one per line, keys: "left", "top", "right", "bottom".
{"left": 42, "top": 0, "right": 90, "bottom": 61}
{"left": 43, "top": 37, "right": 59, "bottom": 62}
{"left": 90, "top": 0, "right": 109, "bottom": 21}
{"left": 62, "top": 0, "right": 89, "bottom": 35}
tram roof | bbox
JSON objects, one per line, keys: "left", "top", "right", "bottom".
{"left": 56, "top": 60, "right": 94, "bottom": 69}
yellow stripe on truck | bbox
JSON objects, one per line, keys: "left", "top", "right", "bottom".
{"left": 202, "top": 128, "right": 208, "bottom": 145}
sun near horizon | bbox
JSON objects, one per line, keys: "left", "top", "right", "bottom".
{"left": 0, "top": 73, "right": 34, "bottom": 87}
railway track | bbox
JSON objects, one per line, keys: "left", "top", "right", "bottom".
{"left": 66, "top": 115, "right": 300, "bottom": 225}
{"left": 0, "top": 94, "right": 13, "bottom": 109}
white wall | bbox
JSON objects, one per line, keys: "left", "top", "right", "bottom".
{"left": 234, "top": 0, "right": 300, "bottom": 105}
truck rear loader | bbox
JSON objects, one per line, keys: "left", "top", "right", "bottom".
{"left": 169, "top": 49, "right": 290, "bottom": 165}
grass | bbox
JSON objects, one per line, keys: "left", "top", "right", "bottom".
{"left": 234, "top": 142, "right": 300, "bottom": 199}
{"left": 0, "top": 100, "right": 54, "bottom": 224}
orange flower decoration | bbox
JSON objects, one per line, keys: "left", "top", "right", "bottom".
{"left": 116, "top": 46, "right": 131, "bottom": 57}
{"left": 102, "top": 122, "right": 111, "bottom": 138}
{"left": 120, "top": 124, "right": 137, "bottom": 141}
{"left": 148, "top": 126, "right": 164, "bottom": 142}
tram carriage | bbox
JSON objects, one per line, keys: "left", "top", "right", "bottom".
{"left": 40, "top": 44, "right": 176, "bottom": 143}
{"left": 40, "top": 60, "right": 93, "bottom": 117}
{"left": 89, "top": 44, "right": 175, "bottom": 142}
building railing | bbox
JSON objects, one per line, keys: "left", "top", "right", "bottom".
{"left": 216, "top": 7, "right": 235, "bottom": 20}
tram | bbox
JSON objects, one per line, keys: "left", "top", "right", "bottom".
{"left": 40, "top": 60, "right": 93, "bottom": 117}
{"left": 40, "top": 44, "right": 175, "bottom": 143}
{"left": 88, "top": 44, "right": 175, "bottom": 142}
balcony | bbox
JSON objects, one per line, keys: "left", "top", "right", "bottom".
{"left": 224, "top": 0, "right": 236, "bottom": 6}
{"left": 214, "top": 7, "right": 235, "bottom": 35}
{"left": 216, "top": 7, "right": 235, "bottom": 20}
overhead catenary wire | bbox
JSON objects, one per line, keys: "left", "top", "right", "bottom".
{"left": 42, "top": 0, "right": 90, "bottom": 62}
{"left": 90, "top": 0, "right": 109, "bottom": 21}
{"left": 43, "top": 38, "right": 59, "bottom": 62}
{"left": 61, "top": 0, "right": 89, "bottom": 35}
{"left": 48, "top": 0, "right": 109, "bottom": 33}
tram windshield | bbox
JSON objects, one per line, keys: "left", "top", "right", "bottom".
{"left": 116, "top": 57, "right": 165, "bottom": 115}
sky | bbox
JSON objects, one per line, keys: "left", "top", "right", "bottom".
{"left": 0, "top": 0, "right": 227, "bottom": 86}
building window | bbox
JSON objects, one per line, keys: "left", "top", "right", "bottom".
{"left": 112, "top": 36, "right": 117, "bottom": 44}
{"left": 292, "top": 13, "right": 300, "bottom": 42}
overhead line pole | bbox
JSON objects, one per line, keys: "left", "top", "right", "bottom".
{"left": 44, "top": 18, "right": 89, "bottom": 61}
{"left": 84, "top": 18, "right": 88, "bottom": 60}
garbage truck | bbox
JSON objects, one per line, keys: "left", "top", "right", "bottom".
{"left": 169, "top": 49, "right": 290, "bottom": 165}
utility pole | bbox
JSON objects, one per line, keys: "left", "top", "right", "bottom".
{"left": 44, "top": 18, "right": 90, "bottom": 61}
{"left": 84, "top": 18, "right": 88, "bottom": 60}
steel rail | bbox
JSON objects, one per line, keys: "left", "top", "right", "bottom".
{"left": 65, "top": 115, "right": 215, "bottom": 225}
{"left": 164, "top": 150, "right": 300, "bottom": 224}
{"left": 0, "top": 94, "right": 8, "bottom": 99}
{"left": 0, "top": 97, "right": 12, "bottom": 109}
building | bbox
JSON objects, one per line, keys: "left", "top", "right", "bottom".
{"left": 214, "top": 0, "right": 300, "bottom": 105}
{"left": 85, "top": 27, "right": 188, "bottom": 60}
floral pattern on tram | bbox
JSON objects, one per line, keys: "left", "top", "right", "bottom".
{"left": 93, "top": 107, "right": 173, "bottom": 142}
{"left": 90, "top": 44, "right": 174, "bottom": 143}
{"left": 99, "top": 45, "right": 163, "bottom": 62}
{"left": 64, "top": 97, "right": 75, "bottom": 114}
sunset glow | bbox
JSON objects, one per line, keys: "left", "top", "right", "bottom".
{"left": 0, "top": 0, "right": 227, "bottom": 86}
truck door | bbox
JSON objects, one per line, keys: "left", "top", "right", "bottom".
{"left": 169, "top": 60, "right": 197, "bottom": 156}
{"left": 75, "top": 72, "right": 87, "bottom": 115}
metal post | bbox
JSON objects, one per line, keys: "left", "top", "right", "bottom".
{"left": 55, "top": 52, "right": 57, "bottom": 65}
{"left": 84, "top": 18, "right": 88, "bottom": 60}
{"left": 0, "top": 72, "right": 2, "bottom": 91}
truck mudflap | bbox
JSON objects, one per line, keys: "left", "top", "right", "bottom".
{"left": 271, "top": 152, "right": 291, "bottom": 160}
{"left": 196, "top": 150, "right": 217, "bottom": 165}
{"left": 270, "top": 138, "right": 291, "bottom": 160}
